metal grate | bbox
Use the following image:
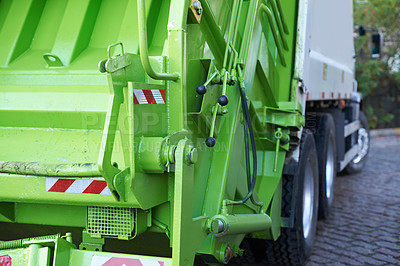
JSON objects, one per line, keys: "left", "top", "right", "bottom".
{"left": 87, "top": 206, "right": 135, "bottom": 239}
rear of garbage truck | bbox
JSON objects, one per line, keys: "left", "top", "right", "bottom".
{"left": 0, "top": 0, "right": 368, "bottom": 265}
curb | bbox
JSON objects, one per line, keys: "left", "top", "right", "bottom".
{"left": 370, "top": 128, "right": 400, "bottom": 137}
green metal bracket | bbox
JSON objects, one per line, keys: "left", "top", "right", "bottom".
{"left": 79, "top": 231, "right": 104, "bottom": 252}
{"left": 43, "top": 53, "right": 64, "bottom": 67}
{"left": 99, "top": 42, "right": 132, "bottom": 74}
{"left": 171, "top": 139, "right": 208, "bottom": 265}
{"left": 137, "top": 137, "right": 178, "bottom": 173}
{"left": 97, "top": 77, "right": 127, "bottom": 201}
{"left": 112, "top": 168, "right": 129, "bottom": 201}
{"left": 98, "top": 43, "right": 146, "bottom": 202}
{"left": 262, "top": 103, "right": 305, "bottom": 129}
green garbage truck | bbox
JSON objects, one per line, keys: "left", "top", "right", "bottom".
{"left": 0, "top": 0, "right": 369, "bottom": 265}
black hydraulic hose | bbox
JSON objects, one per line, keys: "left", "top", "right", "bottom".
{"left": 243, "top": 109, "right": 251, "bottom": 189}
{"left": 230, "top": 87, "right": 257, "bottom": 204}
{"left": 242, "top": 87, "right": 258, "bottom": 201}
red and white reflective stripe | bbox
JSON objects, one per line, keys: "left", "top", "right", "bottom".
{"left": 0, "top": 255, "right": 12, "bottom": 266}
{"left": 46, "top": 178, "right": 111, "bottom": 195}
{"left": 91, "top": 255, "right": 165, "bottom": 266}
{"left": 133, "top": 89, "right": 166, "bottom": 105}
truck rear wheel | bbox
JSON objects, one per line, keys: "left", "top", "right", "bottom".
{"left": 261, "top": 129, "right": 319, "bottom": 265}
{"left": 314, "top": 113, "right": 336, "bottom": 220}
{"left": 343, "top": 111, "right": 369, "bottom": 174}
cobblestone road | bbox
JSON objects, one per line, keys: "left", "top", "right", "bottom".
{"left": 308, "top": 135, "right": 400, "bottom": 265}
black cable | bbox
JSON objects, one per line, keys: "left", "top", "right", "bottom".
{"left": 243, "top": 102, "right": 251, "bottom": 190}
{"left": 230, "top": 87, "right": 257, "bottom": 204}
{"left": 242, "top": 87, "right": 257, "bottom": 201}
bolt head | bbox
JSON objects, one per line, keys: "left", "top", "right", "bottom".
{"left": 99, "top": 59, "right": 107, "bottom": 73}
{"left": 168, "top": 145, "right": 176, "bottom": 164}
{"left": 224, "top": 245, "right": 232, "bottom": 264}
{"left": 218, "top": 95, "right": 229, "bottom": 106}
{"left": 194, "top": 1, "right": 202, "bottom": 14}
{"left": 205, "top": 137, "right": 216, "bottom": 147}
{"left": 188, "top": 148, "right": 198, "bottom": 164}
{"left": 196, "top": 84, "right": 207, "bottom": 95}
{"left": 211, "top": 219, "right": 225, "bottom": 234}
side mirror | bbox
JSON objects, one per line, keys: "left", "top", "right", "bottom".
{"left": 371, "top": 33, "right": 382, "bottom": 58}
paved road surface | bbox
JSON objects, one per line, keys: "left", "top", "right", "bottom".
{"left": 307, "top": 135, "right": 400, "bottom": 265}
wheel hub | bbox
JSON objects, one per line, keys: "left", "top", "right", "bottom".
{"left": 326, "top": 138, "right": 335, "bottom": 204}
{"left": 303, "top": 160, "right": 315, "bottom": 239}
{"left": 352, "top": 127, "right": 369, "bottom": 164}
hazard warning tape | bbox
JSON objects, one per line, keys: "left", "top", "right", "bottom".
{"left": 46, "top": 178, "right": 111, "bottom": 196}
{"left": 0, "top": 255, "right": 11, "bottom": 266}
{"left": 91, "top": 255, "right": 165, "bottom": 266}
{"left": 133, "top": 89, "right": 166, "bottom": 105}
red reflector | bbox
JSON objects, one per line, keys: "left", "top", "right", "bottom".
{"left": 0, "top": 255, "right": 12, "bottom": 266}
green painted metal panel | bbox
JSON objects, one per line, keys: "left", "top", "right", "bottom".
{"left": 49, "top": 0, "right": 102, "bottom": 66}
{"left": 0, "top": 0, "right": 46, "bottom": 67}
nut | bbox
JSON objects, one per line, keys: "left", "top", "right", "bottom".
{"left": 193, "top": 1, "right": 202, "bottom": 15}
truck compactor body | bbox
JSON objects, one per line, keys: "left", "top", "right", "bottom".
{"left": 0, "top": 0, "right": 369, "bottom": 265}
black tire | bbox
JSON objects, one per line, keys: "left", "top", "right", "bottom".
{"left": 343, "top": 111, "right": 369, "bottom": 174}
{"left": 240, "top": 130, "right": 319, "bottom": 265}
{"left": 313, "top": 113, "right": 336, "bottom": 220}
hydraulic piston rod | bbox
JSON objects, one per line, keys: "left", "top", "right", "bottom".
{"left": 208, "top": 214, "right": 271, "bottom": 237}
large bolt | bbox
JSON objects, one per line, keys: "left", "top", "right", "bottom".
{"left": 187, "top": 147, "right": 198, "bottom": 164}
{"left": 224, "top": 245, "right": 232, "bottom": 264}
{"left": 99, "top": 59, "right": 107, "bottom": 73}
{"left": 193, "top": 1, "right": 202, "bottom": 15}
{"left": 210, "top": 219, "right": 225, "bottom": 234}
{"left": 168, "top": 145, "right": 177, "bottom": 164}
{"left": 215, "top": 243, "right": 232, "bottom": 264}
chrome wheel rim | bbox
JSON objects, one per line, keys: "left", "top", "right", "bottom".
{"left": 326, "top": 138, "right": 335, "bottom": 205}
{"left": 303, "top": 160, "right": 315, "bottom": 239}
{"left": 352, "top": 128, "right": 369, "bottom": 164}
